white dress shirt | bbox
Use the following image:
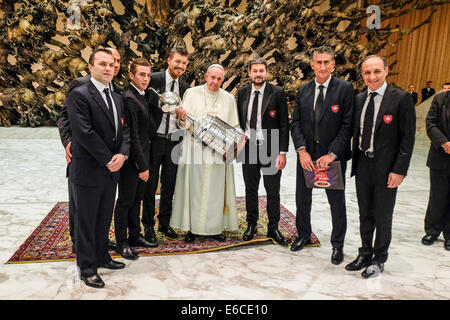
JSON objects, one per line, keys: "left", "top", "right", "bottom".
{"left": 157, "top": 69, "right": 180, "bottom": 135}
{"left": 359, "top": 81, "right": 388, "bottom": 153}
{"left": 91, "top": 77, "right": 118, "bottom": 135}
{"left": 245, "top": 83, "right": 266, "bottom": 141}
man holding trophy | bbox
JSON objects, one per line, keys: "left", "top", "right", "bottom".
{"left": 170, "top": 64, "right": 241, "bottom": 243}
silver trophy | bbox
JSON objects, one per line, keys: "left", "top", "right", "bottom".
{"left": 148, "top": 88, "right": 247, "bottom": 163}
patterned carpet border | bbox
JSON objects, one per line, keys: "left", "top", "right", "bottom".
{"left": 6, "top": 197, "right": 320, "bottom": 264}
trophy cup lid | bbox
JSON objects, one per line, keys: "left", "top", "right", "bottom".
{"left": 159, "top": 91, "right": 181, "bottom": 113}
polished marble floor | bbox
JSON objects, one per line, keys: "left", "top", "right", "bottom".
{"left": 0, "top": 124, "right": 449, "bottom": 300}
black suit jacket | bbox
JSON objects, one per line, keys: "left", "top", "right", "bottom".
{"left": 122, "top": 85, "right": 156, "bottom": 172}
{"left": 426, "top": 91, "right": 450, "bottom": 170}
{"left": 409, "top": 91, "right": 418, "bottom": 105}
{"left": 422, "top": 87, "right": 436, "bottom": 102}
{"left": 58, "top": 75, "right": 121, "bottom": 148}
{"left": 237, "top": 83, "right": 289, "bottom": 155}
{"left": 351, "top": 84, "right": 416, "bottom": 177}
{"left": 67, "top": 80, "right": 130, "bottom": 187}
{"left": 145, "top": 71, "right": 189, "bottom": 138}
{"left": 290, "top": 76, "right": 354, "bottom": 161}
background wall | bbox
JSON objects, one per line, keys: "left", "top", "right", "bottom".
{"left": 380, "top": 3, "right": 450, "bottom": 97}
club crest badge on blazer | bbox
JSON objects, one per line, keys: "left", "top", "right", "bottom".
{"left": 331, "top": 105, "right": 339, "bottom": 113}
{"left": 269, "top": 110, "right": 277, "bottom": 118}
{"left": 121, "top": 117, "right": 124, "bottom": 126}
{"left": 383, "top": 115, "right": 393, "bottom": 124}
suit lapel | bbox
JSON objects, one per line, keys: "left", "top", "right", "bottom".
{"left": 89, "top": 82, "right": 115, "bottom": 130}
{"left": 241, "top": 87, "right": 251, "bottom": 123}
{"left": 354, "top": 90, "right": 367, "bottom": 139}
{"left": 374, "top": 84, "right": 394, "bottom": 133}
{"left": 306, "top": 80, "right": 315, "bottom": 124}
{"left": 261, "top": 83, "right": 273, "bottom": 117}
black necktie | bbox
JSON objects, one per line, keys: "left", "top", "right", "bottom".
{"left": 164, "top": 81, "right": 175, "bottom": 135}
{"left": 314, "top": 85, "right": 324, "bottom": 143}
{"left": 361, "top": 92, "right": 378, "bottom": 152}
{"left": 250, "top": 91, "right": 260, "bottom": 140}
{"left": 103, "top": 88, "right": 116, "bottom": 129}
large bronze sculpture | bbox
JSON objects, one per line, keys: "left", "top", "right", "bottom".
{"left": 0, "top": 0, "right": 447, "bottom": 127}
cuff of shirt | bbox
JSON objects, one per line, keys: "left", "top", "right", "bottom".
{"left": 296, "top": 146, "right": 306, "bottom": 152}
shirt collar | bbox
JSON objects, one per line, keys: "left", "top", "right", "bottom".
{"left": 315, "top": 75, "right": 332, "bottom": 89}
{"left": 90, "top": 77, "right": 108, "bottom": 93}
{"left": 130, "top": 83, "right": 145, "bottom": 96}
{"left": 368, "top": 81, "right": 388, "bottom": 97}
{"left": 165, "top": 69, "right": 178, "bottom": 86}
{"left": 251, "top": 82, "right": 266, "bottom": 95}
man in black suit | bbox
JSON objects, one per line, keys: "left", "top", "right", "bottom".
{"left": 346, "top": 55, "right": 416, "bottom": 278}
{"left": 57, "top": 47, "right": 122, "bottom": 251}
{"left": 236, "top": 57, "right": 289, "bottom": 245}
{"left": 421, "top": 91, "right": 450, "bottom": 251}
{"left": 421, "top": 80, "right": 435, "bottom": 102}
{"left": 114, "top": 58, "right": 158, "bottom": 260}
{"left": 66, "top": 49, "right": 130, "bottom": 288}
{"left": 290, "top": 46, "right": 354, "bottom": 265}
{"left": 407, "top": 84, "right": 418, "bottom": 105}
{"left": 143, "top": 47, "right": 189, "bottom": 243}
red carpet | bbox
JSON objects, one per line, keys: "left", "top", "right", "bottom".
{"left": 6, "top": 197, "right": 320, "bottom": 264}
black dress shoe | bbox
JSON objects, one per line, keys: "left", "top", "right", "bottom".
{"left": 129, "top": 236, "right": 158, "bottom": 248}
{"left": 212, "top": 233, "right": 226, "bottom": 242}
{"left": 184, "top": 231, "right": 196, "bottom": 243}
{"left": 144, "top": 227, "right": 157, "bottom": 244}
{"left": 80, "top": 274, "right": 105, "bottom": 289}
{"left": 290, "top": 237, "right": 311, "bottom": 252}
{"left": 361, "top": 262, "right": 384, "bottom": 279}
{"left": 243, "top": 225, "right": 257, "bottom": 241}
{"left": 267, "top": 228, "right": 287, "bottom": 245}
{"left": 445, "top": 239, "right": 450, "bottom": 251}
{"left": 99, "top": 260, "right": 126, "bottom": 270}
{"left": 421, "top": 234, "right": 438, "bottom": 246}
{"left": 115, "top": 245, "right": 139, "bottom": 260}
{"left": 345, "top": 255, "right": 372, "bottom": 271}
{"left": 159, "top": 225, "right": 178, "bottom": 239}
{"left": 331, "top": 247, "right": 344, "bottom": 265}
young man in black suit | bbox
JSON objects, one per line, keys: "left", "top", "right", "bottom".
{"left": 57, "top": 47, "right": 122, "bottom": 252}
{"left": 346, "top": 55, "right": 416, "bottom": 278}
{"left": 66, "top": 49, "right": 130, "bottom": 288}
{"left": 421, "top": 80, "right": 435, "bottom": 102}
{"left": 143, "top": 47, "right": 189, "bottom": 243}
{"left": 290, "top": 46, "right": 354, "bottom": 265}
{"left": 236, "top": 57, "right": 289, "bottom": 245}
{"left": 114, "top": 58, "right": 158, "bottom": 260}
{"left": 421, "top": 91, "right": 450, "bottom": 251}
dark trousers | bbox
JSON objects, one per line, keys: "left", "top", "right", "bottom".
{"left": 242, "top": 143, "right": 282, "bottom": 230}
{"left": 143, "top": 136, "right": 179, "bottom": 229}
{"left": 72, "top": 181, "right": 116, "bottom": 278}
{"left": 355, "top": 153, "right": 398, "bottom": 263}
{"left": 424, "top": 167, "right": 450, "bottom": 240}
{"left": 295, "top": 152, "right": 347, "bottom": 249}
{"left": 68, "top": 180, "right": 76, "bottom": 245}
{"left": 114, "top": 162, "right": 145, "bottom": 245}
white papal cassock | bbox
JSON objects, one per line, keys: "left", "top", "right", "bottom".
{"left": 170, "top": 84, "right": 240, "bottom": 235}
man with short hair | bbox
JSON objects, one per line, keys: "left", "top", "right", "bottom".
{"left": 407, "top": 84, "right": 418, "bottom": 105}
{"left": 67, "top": 49, "right": 130, "bottom": 288}
{"left": 114, "top": 58, "right": 157, "bottom": 260}
{"left": 442, "top": 82, "right": 450, "bottom": 92}
{"left": 346, "top": 55, "right": 415, "bottom": 278}
{"left": 236, "top": 57, "right": 289, "bottom": 245}
{"left": 171, "top": 64, "right": 240, "bottom": 243}
{"left": 57, "top": 47, "right": 122, "bottom": 251}
{"left": 290, "top": 46, "right": 354, "bottom": 265}
{"left": 421, "top": 80, "right": 435, "bottom": 102}
{"left": 143, "top": 46, "right": 190, "bottom": 243}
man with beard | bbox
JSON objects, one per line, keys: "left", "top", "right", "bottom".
{"left": 236, "top": 57, "right": 289, "bottom": 245}
{"left": 143, "top": 47, "right": 190, "bottom": 245}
